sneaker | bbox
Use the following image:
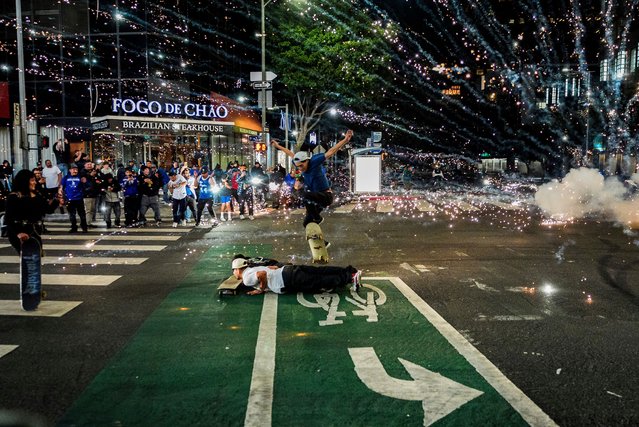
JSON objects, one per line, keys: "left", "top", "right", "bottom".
{"left": 240, "top": 214, "right": 245, "bottom": 220}
{"left": 324, "top": 240, "right": 331, "bottom": 249}
{"left": 69, "top": 228, "right": 78, "bottom": 233}
{"left": 220, "top": 217, "right": 227, "bottom": 222}
{"left": 351, "top": 270, "right": 362, "bottom": 292}
{"left": 249, "top": 215, "right": 254, "bottom": 220}
{"left": 180, "top": 220, "right": 187, "bottom": 226}
{"left": 172, "top": 222, "right": 178, "bottom": 228}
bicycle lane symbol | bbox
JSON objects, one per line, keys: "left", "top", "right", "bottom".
{"left": 296, "top": 283, "right": 387, "bottom": 326}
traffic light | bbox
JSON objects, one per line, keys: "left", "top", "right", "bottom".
{"left": 254, "top": 142, "right": 267, "bottom": 152}
{"left": 41, "top": 135, "right": 49, "bottom": 148}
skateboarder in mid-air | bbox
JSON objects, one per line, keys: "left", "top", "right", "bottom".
{"left": 271, "top": 129, "right": 353, "bottom": 231}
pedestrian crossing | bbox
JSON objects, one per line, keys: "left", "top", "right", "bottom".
{"left": 0, "top": 256, "right": 147, "bottom": 265}
{"left": 0, "top": 223, "right": 191, "bottom": 323}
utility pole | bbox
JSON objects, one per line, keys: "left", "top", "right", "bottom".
{"left": 15, "top": 0, "right": 29, "bottom": 168}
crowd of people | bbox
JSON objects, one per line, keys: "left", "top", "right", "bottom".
{"left": 1, "top": 153, "right": 310, "bottom": 234}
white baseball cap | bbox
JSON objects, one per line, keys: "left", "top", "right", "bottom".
{"left": 231, "top": 258, "right": 248, "bottom": 269}
{"left": 293, "top": 151, "right": 310, "bottom": 165}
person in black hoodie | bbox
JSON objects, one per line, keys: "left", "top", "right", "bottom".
{"left": 137, "top": 165, "right": 162, "bottom": 226}
{"left": 5, "top": 169, "right": 61, "bottom": 252}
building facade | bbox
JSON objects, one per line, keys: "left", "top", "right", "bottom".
{"left": 0, "top": 0, "right": 261, "bottom": 170}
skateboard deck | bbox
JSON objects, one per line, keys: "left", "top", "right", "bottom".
{"left": 20, "top": 237, "right": 42, "bottom": 311}
{"left": 306, "top": 222, "right": 329, "bottom": 264}
{"left": 218, "top": 275, "right": 243, "bottom": 297}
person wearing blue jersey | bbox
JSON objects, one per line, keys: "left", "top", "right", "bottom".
{"left": 271, "top": 129, "right": 353, "bottom": 228}
{"left": 195, "top": 167, "right": 218, "bottom": 227}
{"left": 60, "top": 164, "right": 88, "bottom": 233}
{"left": 120, "top": 168, "right": 140, "bottom": 227}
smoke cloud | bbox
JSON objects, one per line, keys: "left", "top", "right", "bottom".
{"left": 535, "top": 168, "right": 639, "bottom": 226}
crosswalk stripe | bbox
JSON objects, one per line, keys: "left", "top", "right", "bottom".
{"left": 0, "top": 244, "right": 9, "bottom": 249}
{"left": 333, "top": 203, "right": 357, "bottom": 213}
{"left": 457, "top": 201, "right": 480, "bottom": 211}
{"left": 376, "top": 200, "right": 394, "bottom": 213}
{"left": 0, "top": 256, "right": 147, "bottom": 265}
{"left": 416, "top": 200, "right": 437, "bottom": 212}
{"left": 489, "top": 200, "right": 524, "bottom": 211}
{"left": 0, "top": 300, "right": 82, "bottom": 317}
{"left": 42, "top": 235, "right": 181, "bottom": 241}
{"left": 43, "top": 244, "right": 167, "bottom": 251}
{"left": 0, "top": 274, "right": 120, "bottom": 286}
{"left": 0, "top": 344, "right": 18, "bottom": 358}
{"left": 44, "top": 226, "right": 191, "bottom": 233}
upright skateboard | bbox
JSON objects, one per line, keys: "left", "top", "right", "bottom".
{"left": 20, "top": 237, "right": 43, "bottom": 311}
{"left": 306, "top": 222, "right": 329, "bottom": 264}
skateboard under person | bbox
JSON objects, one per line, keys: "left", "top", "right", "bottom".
{"left": 5, "top": 169, "right": 62, "bottom": 310}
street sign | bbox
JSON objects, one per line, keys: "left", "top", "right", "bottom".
{"left": 250, "top": 71, "right": 277, "bottom": 82}
{"left": 258, "top": 90, "right": 273, "bottom": 109}
{"left": 252, "top": 81, "right": 273, "bottom": 90}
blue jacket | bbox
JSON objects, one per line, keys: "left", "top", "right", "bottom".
{"left": 302, "top": 153, "right": 330, "bottom": 192}
{"left": 61, "top": 175, "right": 84, "bottom": 201}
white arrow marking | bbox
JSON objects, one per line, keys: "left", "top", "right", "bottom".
{"left": 400, "top": 262, "right": 419, "bottom": 275}
{"left": 349, "top": 347, "right": 483, "bottom": 426}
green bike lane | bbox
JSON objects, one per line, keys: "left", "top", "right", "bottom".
{"left": 59, "top": 244, "right": 556, "bottom": 426}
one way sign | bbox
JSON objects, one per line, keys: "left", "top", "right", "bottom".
{"left": 252, "top": 81, "right": 273, "bottom": 90}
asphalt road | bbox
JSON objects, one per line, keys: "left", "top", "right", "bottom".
{"left": 1, "top": 200, "right": 638, "bottom": 426}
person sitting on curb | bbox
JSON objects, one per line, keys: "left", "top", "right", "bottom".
{"left": 231, "top": 256, "right": 362, "bottom": 296}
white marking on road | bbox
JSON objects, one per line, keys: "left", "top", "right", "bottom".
{"left": 374, "top": 277, "right": 558, "bottom": 426}
{"left": 0, "top": 274, "right": 120, "bottom": 286}
{"left": 245, "top": 292, "right": 278, "bottom": 427}
{"left": 0, "top": 256, "right": 147, "bottom": 265}
{"left": 400, "top": 262, "right": 419, "bottom": 275}
{"left": 333, "top": 203, "right": 357, "bottom": 213}
{"left": 416, "top": 200, "right": 437, "bottom": 213}
{"left": 0, "top": 244, "right": 9, "bottom": 249}
{"left": 414, "top": 264, "right": 431, "bottom": 272}
{"left": 457, "top": 201, "right": 480, "bottom": 212}
{"left": 476, "top": 314, "right": 544, "bottom": 321}
{"left": 376, "top": 200, "right": 394, "bottom": 213}
{"left": 462, "top": 278, "right": 499, "bottom": 293}
{"left": 42, "top": 235, "right": 181, "bottom": 241}
{"left": 44, "top": 226, "right": 191, "bottom": 233}
{"left": 0, "top": 300, "right": 82, "bottom": 317}
{"left": 349, "top": 347, "right": 483, "bottom": 426}
{"left": 44, "top": 244, "right": 167, "bottom": 251}
{"left": 455, "top": 251, "right": 469, "bottom": 257}
{"left": 489, "top": 201, "right": 521, "bottom": 211}
{"left": 0, "top": 345, "right": 18, "bottom": 358}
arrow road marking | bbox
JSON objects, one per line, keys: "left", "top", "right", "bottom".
{"left": 349, "top": 347, "right": 483, "bottom": 426}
